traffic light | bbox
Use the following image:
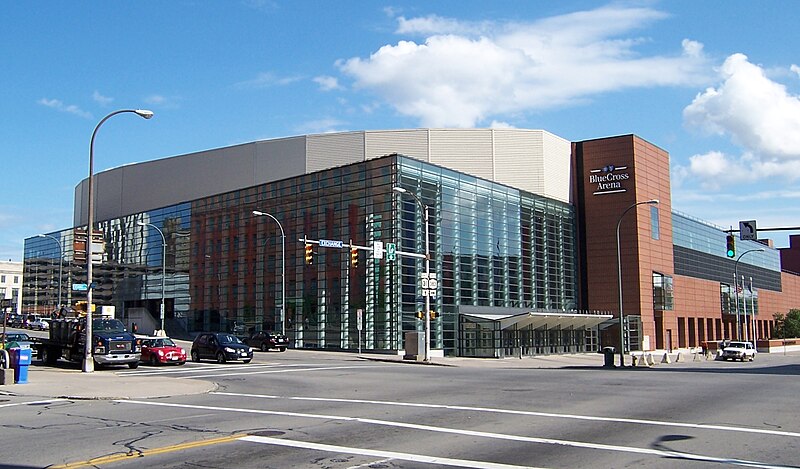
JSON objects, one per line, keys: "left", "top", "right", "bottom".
{"left": 304, "top": 243, "right": 313, "bottom": 265}
{"left": 416, "top": 311, "right": 424, "bottom": 320}
{"left": 350, "top": 247, "right": 358, "bottom": 268}
{"left": 726, "top": 234, "right": 736, "bottom": 258}
{"left": 75, "top": 301, "right": 87, "bottom": 313}
{"left": 429, "top": 310, "right": 437, "bottom": 319}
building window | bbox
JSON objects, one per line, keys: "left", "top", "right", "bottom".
{"left": 653, "top": 272, "right": 673, "bottom": 310}
{"left": 650, "top": 206, "right": 660, "bottom": 240}
{"left": 0, "top": 275, "right": 4, "bottom": 283}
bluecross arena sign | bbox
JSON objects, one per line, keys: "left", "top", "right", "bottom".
{"left": 589, "top": 164, "right": 629, "bottom": 195}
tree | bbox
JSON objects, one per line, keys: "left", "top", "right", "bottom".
{"left": 773, "top": 309, "right": 800, "bottom": 338}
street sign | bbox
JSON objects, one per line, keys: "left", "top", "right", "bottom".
{"left": 373, "top": 241, "right": 384, "bottom": 259}
{"left": 739, "top": 220, "right": 757, "bottom": 241}
{"left": 0, "top": 298, "right": 11, "bottom": 308}
{"left": 72, "top": 283, "right": 89, "bottom": 291}
{"left": 356, "top": 308, "right": 363, "bottom": 331}
{"left": 386, "top": 243, "right": 396, "bottom": 261}
{"left": 420, "top": 272, "right": 437, "bottom": 298}
{"left": 319, "top": 239, "right": 343, "bottom": 248}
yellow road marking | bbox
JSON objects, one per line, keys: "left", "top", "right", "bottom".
{"left": 51, "top": 433, "right": 247, "bottom": 468}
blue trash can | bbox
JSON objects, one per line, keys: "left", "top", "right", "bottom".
{"left": 9, "top": 348, "right": 31, "bottom": 384}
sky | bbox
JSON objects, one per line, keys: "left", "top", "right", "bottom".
{"left": 2, "top": 0, "right": 800, "bottom": 262}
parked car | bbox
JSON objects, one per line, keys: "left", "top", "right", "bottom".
{"left": 243, "top": 330, "right": 289, "bottom": 352}
{"left": 2, "top": 332, "right": 35, "bottom": 349}
{"left": 191, "top": 332, "right": 253, "bottom": 363}
{"left": 28, "top": 318, "right": 50, "bottom": 331}
{"left": 141, "top": 337, "right": 187, "bottom": 366}
{"left": 718, "top": 341, "right": 756, "bottom": 361}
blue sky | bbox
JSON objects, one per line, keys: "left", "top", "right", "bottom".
{"left": 3, "top": 1, "right": 800, "bottom": 261}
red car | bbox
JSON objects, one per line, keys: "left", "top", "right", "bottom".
{"left": 141, "top": 337, "right": 187, "bottom": 366}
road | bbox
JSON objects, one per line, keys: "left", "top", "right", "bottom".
{"left": 1, "top": 345, "right": 799, "bottom": 468}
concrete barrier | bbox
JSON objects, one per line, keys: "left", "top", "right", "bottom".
{"left": 646, "top": 353, "right": 656, "bottom": 366}
{"left": 674, "top": 352, "right": 683, "bottom": 362}
{"left": 661, "top": 352, "right": 671, "bottom": 364}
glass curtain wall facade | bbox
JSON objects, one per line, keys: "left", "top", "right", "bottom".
{"left": 23, "top": 154, "right": 577, "bottom": 356}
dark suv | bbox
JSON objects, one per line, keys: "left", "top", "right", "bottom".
{"left": 243, "top": 330, "right": 289, "bottom": 352}
{"left": 191, "top": 332, "right": 253, "bottom": 363}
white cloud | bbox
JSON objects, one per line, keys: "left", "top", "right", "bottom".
{"left": 236, "top": 72, "right": 303, "bottom": 89}
{"left": 144, "top": 94, "right": 181, "bottom": 109}
{"left": 338, "top": 5, "right": 711, "bottom": 127}
{"left": 791, "top": 64, "right": 800, "bottom": 78}
{"left": 681, "top": 53, "right": 800, "bottom": 184}
{"left": 295, "top": 118, "right": 347, "bottom": 135}
{"left": 395, "top": 14, "right": 491, "bottom": 36}
{"left": 684, "top": 54, "right": 800, "bottom": 158}
{"left": 37, "top": 98, "right": 92, "bottom": 119}
{"left": 313, "top": 75, "right": 342, "bottom": 91}
{"left": 92, "top": 91, "right": 113, "bottom": 106}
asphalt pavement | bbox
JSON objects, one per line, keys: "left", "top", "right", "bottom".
{"left": 1, "top": 346, "right": 726, "bottom": 400}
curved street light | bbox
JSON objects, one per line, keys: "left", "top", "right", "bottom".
{"left": 616, "top": 198, "right": 659, "bottom": 367}
{"left": 733, "top": 248, "right": 764, "bottom": 341}
{"left": 37, "top": 234, "right": 63, "bottom": 314}
{"left": 137, "top": 221, "right": 167, "bottom": 333}
{"left": 84, "top": 109, "right": 153, "bottom": 373}
{"left": 252, "top": 210, "right": 286, "bottom": 335}
{"left": 393, "top": 186, "right": 432, "bottom": 362}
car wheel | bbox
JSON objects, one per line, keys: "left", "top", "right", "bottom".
{"left": 750, "top": 355, "right": 755, "bottom": 361}
{"left": 216, "top": 352, "right": 227, "bottom": 364}
{"left": 191, "top": 350, "right": 200, "bottom": 362}
{"left": 176, "top": 361, "right": 185, "bottom": 366}
{"left": 243, "top": 358, "right": 252, "bottom": 364}
{"left": 278, "top": 347, "right": 286, "bottom": 352}
{"left": 128, "top": 361, "right": 139, "bottom": 369}
{"left": 150, "top": 355, "right": 159, "bottom": 366}
{"left": 261, "top": 343, "right": 268, "bottom": 352}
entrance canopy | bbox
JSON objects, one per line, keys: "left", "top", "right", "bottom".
{"left": 459, "top": 305, "right": 612, "bottom": 330}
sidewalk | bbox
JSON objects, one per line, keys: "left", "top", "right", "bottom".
{"left": 0, "top": 365, "right": 217, "bottom": 400}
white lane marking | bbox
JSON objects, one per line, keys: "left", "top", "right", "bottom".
{"left": 240, "top": 435, "right": 545, "bottom": 469}
{"left": 116, "top": 362, "right": 312, "bottom": 376}
{"left": 0, "top": 399, "right": 67, "bottom": 408}
{"left": 117, "top": 400, "right": 792, "bottom": 469}
{"left": 213, "top": 392, "right": 800, "bottom": 440}
{"left": 183, "top": 364, "right": 387, "bottom": 379}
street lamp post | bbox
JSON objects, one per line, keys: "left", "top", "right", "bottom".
{"left": 616, "top": 199, "right": 659, "bottom": 367}
{"left": 137, "top": 221, "right": 167, "bottom": 333}
{"left": 252, "top": 210, "right": 286, "bottom": 335}
{"left": 733, "top": 248, "right": 764, "bottom": 341}
{"left": 85, "top": 109, "right": 153, "bottom": 373}
{"left": 37, "top": 234, "right": 63, "bottom": 314}
{"left": 393, "top": 186, "right": 432, "bottom": 362}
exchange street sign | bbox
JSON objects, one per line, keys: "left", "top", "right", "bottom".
{"left": 319, "top": 239, "right": 344, "bottom": 248}
{"left": 72, "top": 283, "right": 89, "bottom": 291}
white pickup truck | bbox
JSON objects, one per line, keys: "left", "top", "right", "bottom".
{"left": 719, "top": 341, "right": 757, "bottom": 361}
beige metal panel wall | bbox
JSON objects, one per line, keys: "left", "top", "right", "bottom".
{"left": 306, "top": 132, "right": 366, "bottom": 173}
{"left": 364, "top": 129, "right": 430, "bottom": 160}
{"left": 492, "top": 130, "right": 544, "bottom": 196}
{"left": 541, "top": 131, "right": 571, "bottom": 203}
{"left": 253, "top": 137, "right": 307, "bottom": 183}
{"left": 429, "top": 129, "right": 494, "bottom": 182}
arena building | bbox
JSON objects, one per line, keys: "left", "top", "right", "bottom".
{"left": 22, "top": 129, "right": 798, "bottom": 357}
